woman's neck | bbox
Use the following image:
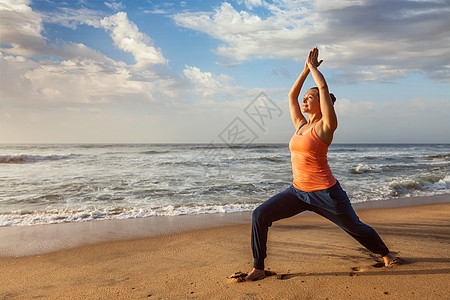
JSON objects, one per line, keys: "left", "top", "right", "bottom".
{"left": 307, "top": 112, "right": 322, "bottom": 124}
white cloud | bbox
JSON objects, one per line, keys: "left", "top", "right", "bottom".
{"left": 101, "top": 12, "right": 167, "bottom": 69}
{"left": 104, "top": 1, "right": 125, "bottom": 11}
{"left": 0, "top": 52, "right": 36, "bottom": 102}
{"left": 334, "top": 98, "right": 376, "bottom": 117}
{"left": 182, "top": 64, "right": 286, "bottom": 108}
{"left": 175, "top": 2, "right": 265, "bottom": 35}
{"left": 0, "top": 0, "right": 46, "bottom": 56}
{"left": 144, "top": 9, "right": 169, "bottom": 15}
{"left": 1, "top": 52, "right": 161, "bottom": 105}
{"left": 237, "top": 0, "right": 265, "bottom": 9}
{"left": 15, "top": 4, "right": 167, "bottom": 69}
{"left": 50, "top": 42, "right": 112, "bottom": 62}
{"left": 174, "top": 0, "right": 450, "bottom": 82}
{"left": 24, "top": 59, "right": 136, "bottom": 103}
{"left": 0, "top": 1, "right": 107, "bottom": 60}
{"left": 41, "top": 7, "right": 104, "bottom": 29}
{"left": 0, "top": 2, "right": 178, "bottom": 109}
{"left": 183, "top": 65, "right": 233, "bottom": 97}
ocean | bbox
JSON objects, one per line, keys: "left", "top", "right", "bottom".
{"left": 0, "top": 143, "right": 449, "bottom": 226}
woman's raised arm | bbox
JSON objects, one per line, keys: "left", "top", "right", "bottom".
{"left": 306, "top": 48, "right": 337, "bottom": 133}
{"left": 288, "top": 64, "right": 309, "bottom": 129}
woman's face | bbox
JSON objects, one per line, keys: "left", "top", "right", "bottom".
{"left": 302, "top": 89, "right": 320, "bottom": 113}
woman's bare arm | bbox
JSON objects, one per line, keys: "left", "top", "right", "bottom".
{"left": 307, "top": 48, "right": 337, "bottom": 133}
{"left": 288, "top": 66, "right": 309, "bottom": 129}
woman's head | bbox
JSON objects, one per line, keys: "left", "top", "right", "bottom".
{"left": 302, "top": 87, "right": 336, "bottom": 114}
{"left": 309, "top": 87, "right": 336, "bottom": 104}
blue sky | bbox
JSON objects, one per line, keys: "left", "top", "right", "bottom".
{"left": 0, "top": 0, "right": 449, "bottom": 143}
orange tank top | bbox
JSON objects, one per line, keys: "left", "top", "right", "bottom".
{"left": 289, "top": 124, "right": 337, "bottom": 192}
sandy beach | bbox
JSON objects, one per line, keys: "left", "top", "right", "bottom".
{"left": 1, "top": 194, "right": 449, "bottom": 299}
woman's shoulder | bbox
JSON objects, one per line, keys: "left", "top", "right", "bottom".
{"left": 314, "top": 120, "right": 334, "bottom": 145}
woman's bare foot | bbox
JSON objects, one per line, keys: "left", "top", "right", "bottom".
{"left": 244, "top": 268, "right": 266, "bottom": 281}
{"left": 382, "top": 253, "right": 395, "bottom": 266}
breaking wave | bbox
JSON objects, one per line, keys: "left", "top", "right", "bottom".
{"left": 0, "top": 203, "right": 259, "bottom": 227}
{"left": 0, "top": 154, "right": 75, "bottom": 164}
{"left": 389, "top": 175, "right": 450, "bottom": 197}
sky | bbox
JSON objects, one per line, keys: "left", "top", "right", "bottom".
{"left": 0, "top": 0, "right": 449, "bottom": 144}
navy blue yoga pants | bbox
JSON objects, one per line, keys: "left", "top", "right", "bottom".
{"left": 251, "top": 181, "right": 390, "bottom": 270}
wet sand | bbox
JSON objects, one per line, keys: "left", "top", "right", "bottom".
{"left": 1, "top": 194, "right": 449, "bottom": 299}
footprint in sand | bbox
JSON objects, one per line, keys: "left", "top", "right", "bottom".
{"left": 276, "top": 274, "right": 294, "bottom": 280}
{"left": 228, "top": 271, "right": 248, "bottom": 282}
{"left": 349, "top": 266, "right": 370, "bottom": 276}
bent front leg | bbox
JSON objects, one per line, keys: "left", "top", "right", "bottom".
{"left": 251, "top": 187, "right": 308, "bottom": 270}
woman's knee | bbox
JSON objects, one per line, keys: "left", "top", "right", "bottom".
{"left": 252, "top": 205, "right": 264, "bottom": 220}
{"left": 252, "top": 205, "right": 271, "bottom": 225}
{"left": 252, "top": 187, "right": 297, "bottom": 225}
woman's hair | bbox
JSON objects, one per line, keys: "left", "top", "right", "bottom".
{"left": 310, "top": 87, "right": 336, "bottom": 105}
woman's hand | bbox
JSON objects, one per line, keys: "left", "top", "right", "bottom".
{"left": 306, "top": 47, "right": 323, "bottom": 69}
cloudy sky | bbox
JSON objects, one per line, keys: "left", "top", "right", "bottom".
{"left": 1, "top": 0, "right": 449, "bottom": 144}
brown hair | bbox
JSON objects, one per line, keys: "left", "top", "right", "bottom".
{"left": 310, "top": 87, "right": 336, "bottom": 105}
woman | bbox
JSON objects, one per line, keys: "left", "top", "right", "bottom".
{"left": 244, "top": 47, "right": 395, "bottom": 281}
